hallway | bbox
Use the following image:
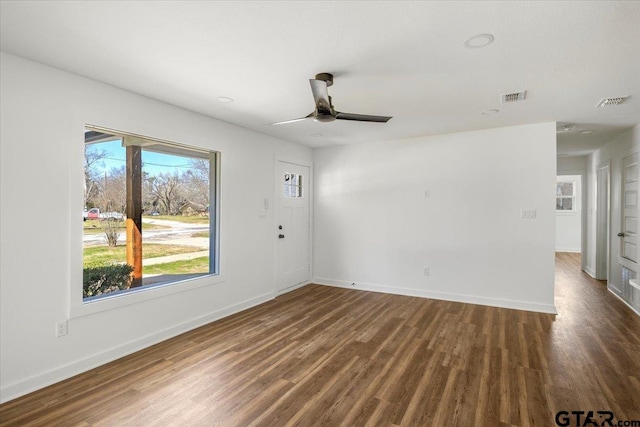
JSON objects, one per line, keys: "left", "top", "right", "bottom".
{"left": 550, "top": 252, "right": 640, "bottom": 422}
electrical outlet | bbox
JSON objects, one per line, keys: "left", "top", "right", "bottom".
{"left": 56, "top": 320, "right": 68, "bottom": 337}
{"left": 424, "top": 189, "right": 431, "bottom": 199}
{"left": 424, "top": 267, "right": 430, "bottom": 276}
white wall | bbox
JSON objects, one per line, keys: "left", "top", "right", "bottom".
{"left": 585, "top": 125, "right": 640, "bottom": 292}
{"left": 0, "top": 52, "right": 312, "bottom": 402}
{"left": 557, "top": 156, "right": 588, "bottom": 174}
{"left": 313, "top": 123, "right": 557, "bottom": 314}
{"left": 555, "top": 175, "right": 582, "bottom": 252}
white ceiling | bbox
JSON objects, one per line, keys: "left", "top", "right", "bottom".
{"left": 1, "top": 1, "right": 639, "bottom": 155}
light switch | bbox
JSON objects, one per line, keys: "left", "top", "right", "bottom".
{"left": 521, "top": 209, "right": 537, "bottom": 219}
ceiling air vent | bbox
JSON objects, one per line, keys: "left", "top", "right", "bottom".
{"left": 596, "top": 96, "right": 629, "bottom": 107}
{"left": 500, "top": 90, "right": 526, "bottom": 103}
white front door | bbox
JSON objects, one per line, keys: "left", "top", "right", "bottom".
{"left": 276, "top": 160, "right": 311, "bottom": 292}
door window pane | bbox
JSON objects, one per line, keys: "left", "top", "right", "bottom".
{"left": 284, "top": 173, "right": 302, "bottom": 198}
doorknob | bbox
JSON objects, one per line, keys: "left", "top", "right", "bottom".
{"left": 278, "top": 234, "right": 285, "bottom": 239}
{"left": 617, "top": 232, "right": 625, "bottom": 237}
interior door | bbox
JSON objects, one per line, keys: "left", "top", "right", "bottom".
{"left": 276, "top": 160, "right": 310, "bottom": 292}
{"left": 620, "top": 153, "right": 638, "bottom": 266}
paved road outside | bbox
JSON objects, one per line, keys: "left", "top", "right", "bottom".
{"left": 84, "top": 217, "right": 209, "bottom": 247}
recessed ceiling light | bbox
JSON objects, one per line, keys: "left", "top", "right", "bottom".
{"left": 217, "top": 96, "right": 234, "bottom": 103}
{"left": 481, "top": 109, "right": 499, "bottom": 115}
{"left": 310, "top": 133, "right": 323, "bottom": 137}
{"left": 464, "top": 33, "right": 494, "bottom": 49}
{"left": 580, "top": 130, "right": 594, "bottom": 134}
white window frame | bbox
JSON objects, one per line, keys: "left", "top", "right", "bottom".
{"left": 70, "top": 124, "right": 224, "bottom": 318}
{"left": 556, "top": 179, "right": 576, "bottom": 214}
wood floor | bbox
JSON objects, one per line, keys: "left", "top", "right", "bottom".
{"left": 1, "top": 253, "right": 639, "bottom": 426}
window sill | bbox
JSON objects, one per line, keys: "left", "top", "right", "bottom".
{"left": 70, "top": 273, "right": 225, "bottom": 318}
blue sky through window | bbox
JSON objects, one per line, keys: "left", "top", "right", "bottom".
{"left": 87, "top": 139, "right": 194, "bottom": 176}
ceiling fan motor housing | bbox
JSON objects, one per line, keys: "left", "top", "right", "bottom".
{"left": 271, "top": 72, "right": 391, "bottom": 125}
{"left": 314, "top": 112, "right": 336, "bottom": 122}
{"left": 315, "top": 72, "right": 334, "bottom": 87}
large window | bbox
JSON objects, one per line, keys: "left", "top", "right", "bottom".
{"left": 83, "top": 127, "right": 219, "bottom": 301}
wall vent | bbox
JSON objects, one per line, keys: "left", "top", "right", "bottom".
{"left": 596, "top": 96, "right": 629, "bottom": 107}
{"left": 619, "top": 267, "right": 640, "bottom": 314}
{"left": 500, "top": 91, "right": 526, "bottom": 103}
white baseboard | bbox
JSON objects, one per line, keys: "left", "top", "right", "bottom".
{"left": 0, "top": 292, "right": 275, "bottom": 404}
{"left": 313, "top": 278, "right": 557, "bottom": 315}
{"left": 608, "top": 288, "right": 640, "bottom": 317}
{"left": 584, "top": 266, "right": 597, "bottom": 278}
{"left": 277, "top": 280, "right": 311, "bottom": 295}
{"left": 555, "top": 248, "right": 581, "bottom": 253}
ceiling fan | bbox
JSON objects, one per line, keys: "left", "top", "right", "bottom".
{"left": 271, "top": 73, "right": 392, "bottom": 125}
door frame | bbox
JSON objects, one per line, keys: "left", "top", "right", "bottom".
{"left": 595, "top": 161, "right": 611, "bottom": 281}
{"left": 557, "top": 169, "right": 588, "bottom": 272}
{"left": 273, "top": 155, "right": 313, "bottom": 295}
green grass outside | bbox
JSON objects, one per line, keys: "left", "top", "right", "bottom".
{"left": 144, "top": 256, "right": 210, "bottom": 274}
{"left": 144, "top": 215, "right": 209, "bottom": 224}
{"left": 191, "top": 231, "right": 210, "bottom": 238}
{"left": 83, "top": 244, "right": 203, "bottom": 267}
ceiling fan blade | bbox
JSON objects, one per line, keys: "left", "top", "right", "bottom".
{"left": 270, "top": 113, "right": 313, "bottom": 126}
{"left": 335, "top": 112, "right": 392, "bottom": 123}
{"left": 309, "top": 79, "right": 332, "bottom": 112}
